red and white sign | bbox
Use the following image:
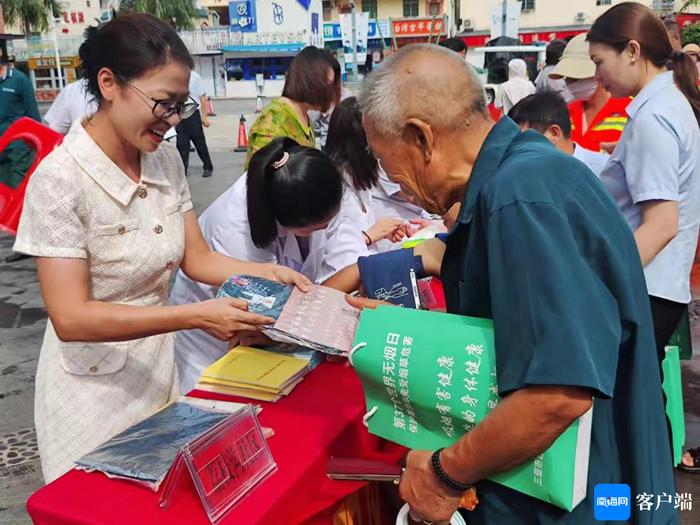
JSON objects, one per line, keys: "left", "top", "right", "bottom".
{"left": 160, "top": 406, "right": 276, "bottom": 524}
{"left": 392, "top": 18, "right": 446, "bottom": 38}
{"left": 460, "top": 28, "right": 586, "bottom": 48}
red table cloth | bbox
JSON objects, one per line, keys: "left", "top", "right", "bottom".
{"left": 26, "top": 362, "right": 407, "bottom": 525}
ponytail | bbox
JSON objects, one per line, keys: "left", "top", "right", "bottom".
{"left": 668, "top": 51, "right": 700, "bottom": 126}
{"left": 246, "top": 137, "right": 343, "bottom": 249}
{"left": 247, "top": 137, "right": 296, "bottom": 248}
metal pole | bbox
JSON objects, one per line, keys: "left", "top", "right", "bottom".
{"left": 350, "top": 2, "right": 359, "bottom": 91}
{"left": 48, "top": 10, "right": 63, "bottom": 89}
{"left": 501, "top": 0, "right": 507, "bottom": 39}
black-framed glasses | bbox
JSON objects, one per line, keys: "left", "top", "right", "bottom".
{"left": 123, "top": 79, "right": 199, "bottom": 121}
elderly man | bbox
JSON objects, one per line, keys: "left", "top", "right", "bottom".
{"left": 352, "top": 44, "right": 676, "bottom": 524}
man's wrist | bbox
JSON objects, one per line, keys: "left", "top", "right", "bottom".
{"left": 431, "top": 448, "right": 473, "bottom": 493}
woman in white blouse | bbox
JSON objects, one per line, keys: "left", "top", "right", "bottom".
{"left": 324, "top": 97, "right": 409, "bottom": 253}
{"left": 170, "top": 137, "right": 368, "bottom": 392}
{"left": 13, "top": 14, "right": 307, "bottom": 483}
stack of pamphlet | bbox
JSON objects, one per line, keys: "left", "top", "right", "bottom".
{"left": 217, "top": 275, "right": 359, "bottom": 356}
{"left": 196, "top": 345, "right": 321, "bottom": 402}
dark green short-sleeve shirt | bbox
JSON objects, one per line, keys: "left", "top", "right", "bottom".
{"left": 0, "top": 67, "right": 41, "bottom": 133}
{"left": 441, "top": 118, "right": 677, "bottom": 524}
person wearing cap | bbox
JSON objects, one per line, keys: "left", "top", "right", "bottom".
{"left": 0, "top": 47, "right": 41, "bottom": 187}
{"left": 682, "top": 43, "right": 700, "bottom": 77}
{"left": 550, "top": 33, "right": 629, "bottom": 154}
{"left": 534, "top": 39, "right": 572, "bottom": 102}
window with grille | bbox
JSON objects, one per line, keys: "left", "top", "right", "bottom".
{"left": 522, "top": 0, "right": 535, "bottom": 11}
{"left": 403, "top": 0, "right": 419, "bottom": 17}
{"left": 363, "top": 0, "right": 378, "bottom": 19}
{"left": 596, "top": 0, "right": 611, "bottom": 5}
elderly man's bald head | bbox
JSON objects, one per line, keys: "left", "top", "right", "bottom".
{"left": 359, "top": 44, "right": 487, "bottom": 141}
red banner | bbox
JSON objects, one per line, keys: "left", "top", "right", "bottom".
{"left": 392, "top": 18, "right": 446, "bottom": 38}
{"left": 460, "top": 28, "right": 587, "bottom": 48}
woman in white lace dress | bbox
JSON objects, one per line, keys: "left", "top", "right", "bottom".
{"left": 13, "top": 13, "right": 308, "bottom": 483}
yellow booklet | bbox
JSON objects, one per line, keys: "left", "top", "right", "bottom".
{"left": 199, "top": 346, "right": 309, "bottom": 391}
{"left": 195, "top": 383, "right": 283, "bottom": 403}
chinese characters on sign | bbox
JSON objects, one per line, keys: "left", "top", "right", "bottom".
{"left": 228, "top": 0, "right": 258, "bottom": 33}
{"left": 383, "top": 333, "right": 419, "bottom": 433}
{"left": 390, "top": 18, "right": 446, "bottom": 38}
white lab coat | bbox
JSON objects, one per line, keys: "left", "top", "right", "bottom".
{"left": 368, "top": 172, "right": 439, "bottom": 252}
{"left": 169, "top": 174, "right": 367, "bottom": 392}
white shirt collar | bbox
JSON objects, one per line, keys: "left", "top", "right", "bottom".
{"left": 63, "top": 120, "right": 171, "bottom": 206}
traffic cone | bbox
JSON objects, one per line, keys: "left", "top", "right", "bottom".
{"left": 206, "top": 96, "right": 217, "bottom": 117}
{"left": 255, "top": 94, "right": 263, "bottom": 113}
{"left": 234, "top": 115, "right": 248, "bottom": 152}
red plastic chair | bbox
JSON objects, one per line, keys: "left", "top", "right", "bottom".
{"left": 0, "top": 118, "right": 63, "bottom": 235}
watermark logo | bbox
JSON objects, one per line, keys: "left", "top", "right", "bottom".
{"left": 594, "top": 484, "right": 631, "bottom": 521}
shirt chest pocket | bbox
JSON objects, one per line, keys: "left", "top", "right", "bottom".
{"left": 88, "top": 219, "right": 141, "bottom": 267}
{"left": 59, "top": 340, "right": 129, "bottom": 376}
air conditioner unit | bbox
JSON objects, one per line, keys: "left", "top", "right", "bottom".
{"left": 575, "top": 12, "right": 586, "bottom": 22}
{"left": 463, "top": 18, "right": 474, "bottom": 29}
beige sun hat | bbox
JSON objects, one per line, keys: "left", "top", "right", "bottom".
{"left": 683, "top": 43, "right": 700, "bottom": 54}
{"left": 549, "top": 33, "right": 596, "bottom": 80}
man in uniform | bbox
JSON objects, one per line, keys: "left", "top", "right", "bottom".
{"left": 0, "top": 47, "right": 41, "bottom": 188}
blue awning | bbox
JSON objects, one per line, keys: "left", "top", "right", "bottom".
{"left": 222, "top": 42, "right": 305, "bottom": 57}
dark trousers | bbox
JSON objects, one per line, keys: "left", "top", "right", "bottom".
{"left": 649, "top": 295, "right": 687, "bottom": 367}
{"left": 0, "top": 143, "right": 36, "bottom": 188}
{"left": 175, "top": 112, "right": 213, "bottom": 173}
{"left": 649, "top": 295, "right": 686, "bottom": 460}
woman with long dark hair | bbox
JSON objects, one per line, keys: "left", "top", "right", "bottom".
{"left": 325, "top": 97, "right": 407, "bottom": 251}
{"left": 588, "top": 2, "right": 700, "bottom": 471}
{"left": 170, "top": 138, "right": 366, "bottom": 391}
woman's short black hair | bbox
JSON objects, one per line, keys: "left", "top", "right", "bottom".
{"left": 282, "top": 46, "right": 340, "bottom": 113}
{"left": 324, "top": 97, "right": 379, "bottom": 192}
{"left": 78, "top": 12, "right": 194, "bottom": 103}
{"left": 247, "top": 137, "right": 343, "bottom": 248}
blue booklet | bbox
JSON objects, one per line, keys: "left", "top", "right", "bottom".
{"left": 357, "top": 248, "right": 425, "bottom": 308}
{"left": 75, "top": 402, "right": 230, "bottom": 490}
{"left": 218, "top": 275, "right": 293, "bottom": 320}
{"left": 218, "top": 275, "right": 360, "bottom": 356}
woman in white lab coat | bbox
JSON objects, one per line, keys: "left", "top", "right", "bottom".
{"left": 324, "top": 97, "right": 408, "bottom": 253}
{"left": 170, "top": 137, "right": 367, "bottom": 391}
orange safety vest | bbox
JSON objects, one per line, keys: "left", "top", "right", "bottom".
{"left": 568, "top": 97, "right": 630, "bottom": 152}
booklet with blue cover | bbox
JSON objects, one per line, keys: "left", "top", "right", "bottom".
{"left": 217, "top": 275, "right": 359, "bottom": 356}
{"left": 358, "top": 248, "right": 425, "bottom": 309}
